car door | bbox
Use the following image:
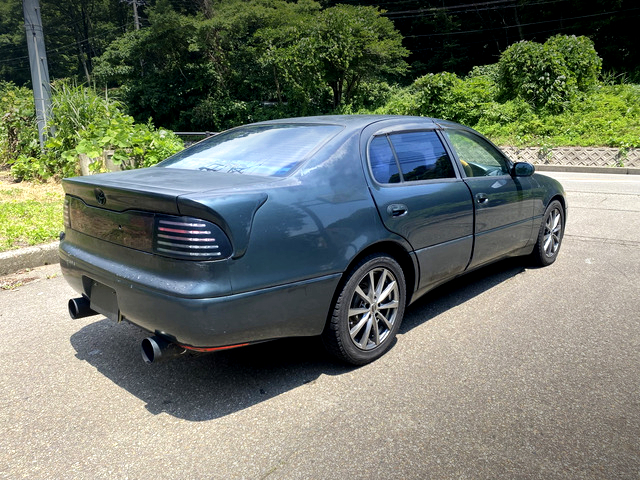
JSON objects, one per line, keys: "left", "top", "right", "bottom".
{"left": 366, "top": 129, "right": 474, "bottom": 293}
{"left": 443, "top": 128, "right": 535, "bottom": 269}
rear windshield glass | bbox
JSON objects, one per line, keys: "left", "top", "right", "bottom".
{"left": 157, "top": 124, "right": 343, "bottom": 177}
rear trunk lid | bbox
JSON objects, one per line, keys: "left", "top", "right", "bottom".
{"left": 63, "top": 167, "right": 274, "bottom": 213}
{"left": 63, "top": 167, "right": 275, "bottom": 258}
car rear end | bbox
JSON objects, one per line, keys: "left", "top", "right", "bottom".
{"left": 60, "top": 121, "right": 351, "bottom": 357}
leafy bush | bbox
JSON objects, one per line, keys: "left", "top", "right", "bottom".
{"left": 370, "top": 70, "right": 496, "bottom": 126}
{"left": 72, "top": 115, "right": 184, "bottom": 171}
{"left": 342, "top": 80, "right": 394, "bottom": 112}
{"left": 497, "top": 35, "right": 602, "bottom": 112}
{"left": 545, "top": 35, "right": 601, "bottom": 92}
{"left": 187, "top": 96, "right": 287, "bottom": 132}
{"left": 0, "top": 82, "right": 39, "bottom": 167}
{"left": 366, "top": 84, "right": 417, "bottom": 115}
{"left": 411, "top": 72, "right": 461, "bottom": 118}
{"left": 468, "top": 63, "right": 500, "bottom": 83}
{"left": 363, "top": 62, "right": 639, "bottom": 150}
{"left": 8, "top": 82, "right": 184, "bottom": 181}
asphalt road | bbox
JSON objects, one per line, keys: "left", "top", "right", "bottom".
{"left": 1, "top": 172, "right": 639, "bottom": 479}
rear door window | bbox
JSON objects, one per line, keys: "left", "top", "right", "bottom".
{"left": 370, "top": 136, "right": 401, "bottom": 184}
{"left": 369, "top": 131, "right": 455, "bottom": 184}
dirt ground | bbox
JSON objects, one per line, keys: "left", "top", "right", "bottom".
{"left": 0, "top": 169, "right": 64, "bottom": 202}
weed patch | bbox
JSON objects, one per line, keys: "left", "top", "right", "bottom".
{"left": 0, "top": 174, "right": 64, "bottom": 252}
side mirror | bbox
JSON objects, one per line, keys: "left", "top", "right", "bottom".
{"left": 512, "top": 162, "right": 535, "bottom": 177}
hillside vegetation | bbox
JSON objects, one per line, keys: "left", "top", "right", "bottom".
{"left": 355, "top": 35, "right": 639, "bottom": 150}
{"left": 1, "top": 31, "right": 638, "bottom": 181}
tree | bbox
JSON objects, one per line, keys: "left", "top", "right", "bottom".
{"left": 314, "top": 5, "right": 409, "bottom": 108}
{"left": 93, "top": 1, "right": 408, "bottom": 128}
{"left": 250, "top": 1, "right": 326, "bottom": 113}
{"left": 257, "top": 4, "right": 408, "bottom": 110}
{"left": 40, "top": 0, "right": 130, "bottom": 83}
{"left": 94, "top": 0, "right": 228, "bottom": 128}
{"left": 0, "top": 0, "right": 131, "bottom": 86}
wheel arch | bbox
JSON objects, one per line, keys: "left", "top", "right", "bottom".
{"left": 549, "top": 194, "right": 567, "bottom": 220}
{"left": 324, "top": 240, "right": 417, "bottom": 331}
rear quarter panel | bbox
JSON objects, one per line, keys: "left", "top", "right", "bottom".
{"left": 226, "top": 132, "right": 397, "bottom": 294}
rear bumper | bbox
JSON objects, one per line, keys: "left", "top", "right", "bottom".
{"left": 60, "top": 240, "right": 340, "bottom": 348}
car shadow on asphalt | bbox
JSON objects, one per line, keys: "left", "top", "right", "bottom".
{"left": 69, "top": 257, "right": 527, "bottom": 422}
{"left": 400, "top": 257, "right": 527, "bottom": 333}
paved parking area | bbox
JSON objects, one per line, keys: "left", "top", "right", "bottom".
{"left": 1, "top": 172, "right": 639, "bottom": 479}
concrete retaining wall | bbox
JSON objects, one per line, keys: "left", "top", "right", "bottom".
{"left": 501, "top": 146, "right": 640, "bottom": 168}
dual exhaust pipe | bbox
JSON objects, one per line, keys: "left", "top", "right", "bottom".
{"left": 68, "top": 296, "right": 97, "bottom": 320}
{"left": 140, "top": 335, "right": 186, "bottom": 364}
{"left": 68, "top": 296, "right": 186, "bottom": 364}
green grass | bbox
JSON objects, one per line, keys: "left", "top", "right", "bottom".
{"left": 0, "top": 178, "right": 64, "bottom": 252}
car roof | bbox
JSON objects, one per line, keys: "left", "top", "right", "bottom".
{"left": 256, "top": 114, "right": 446, "bottom": 132}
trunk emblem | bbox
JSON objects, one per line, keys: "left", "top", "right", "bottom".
{"left": 94, "top": 188, "right": 107, "bottom": 205}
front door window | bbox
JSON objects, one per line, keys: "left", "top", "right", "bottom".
{"left": 444, "top": 129, "right": 509, "bottom": 177}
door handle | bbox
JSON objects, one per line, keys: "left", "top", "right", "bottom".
{"left": 475, "top": 193, "right": 489, "bottom": 204}
{"left": 387, "top": 204, "right": 408, "bottom": 217}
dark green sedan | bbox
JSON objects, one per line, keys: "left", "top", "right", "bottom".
{"left": 61, "top": 115, "right": 566, "bottom": 365}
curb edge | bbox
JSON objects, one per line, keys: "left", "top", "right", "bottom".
{"left": 0, "top": 242, "right": 60, "bottom": 277}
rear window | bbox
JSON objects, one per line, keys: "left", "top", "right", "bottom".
{"left": 158, "top": 124, "right": 343, "bottom": 177}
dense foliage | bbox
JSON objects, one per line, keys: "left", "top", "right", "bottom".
{"left": 477, "top": 84, "right": 640, "bottom": 149}
{"left": 497, "top": 35, "right": 602, "bottom": 112}
{"left": 2, "top": 0, "right": 638, "bottom": 86}
{"left": 1, "top": 0, "right": 639, "bottom": 181}
{"left": 3, "top": 0, "right": 639, "bottom": 125}
{"left": 0, "top": 82, "right": 39, "bottom": 166}
{"left": 1, "top": 81, "right": 183, "bottom": 180}
{"left": 92, "top": 0, "right": 408, "bottom": 129}
{"left": 361, "top": 35, "right": 639, "bottom": 149}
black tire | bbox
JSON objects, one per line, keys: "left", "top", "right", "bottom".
{"left": 322, "top": 254, "right": 406, "bottom": 365}
{"left": 531, "top": 200, "right": 565, "bottom": 267}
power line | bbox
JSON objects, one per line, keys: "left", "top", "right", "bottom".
{"left": 383, "top": 0, "right": 565, "bottom": 17}
{"left": 408, "top": 15, "right": 640, "bottom": 52}
{"left": 0, "top": 20, "right": 134, "bottom": 66}
{"left": 404, "top": 7, "right": 640, "bottom": 38}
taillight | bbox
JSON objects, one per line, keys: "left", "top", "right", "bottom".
{"left": 153, "top": 215, "right": 232, "bottom": 260}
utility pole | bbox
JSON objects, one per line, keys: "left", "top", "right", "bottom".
{"left": 133, "top": 0, "right": 140, "bottom": 30}
{"left": 23, "top": 0, "right": 52, "bottom": 150}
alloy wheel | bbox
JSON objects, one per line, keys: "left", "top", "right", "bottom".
{"left": 543, "top": 207, "right": 562, "bottom": 257}
{"left": 348, "top": 267, "right": 400, "bottom": 351}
